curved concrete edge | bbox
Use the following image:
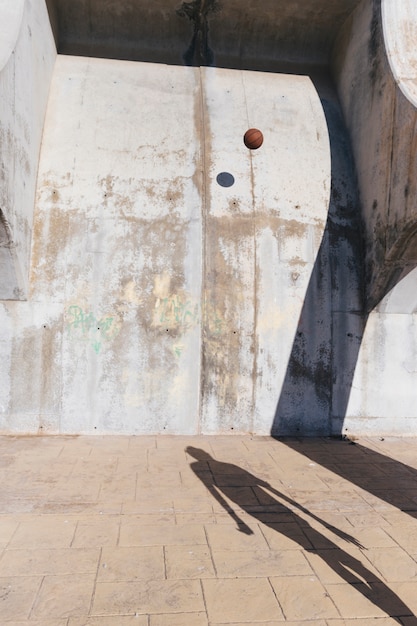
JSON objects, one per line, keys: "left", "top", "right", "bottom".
{"left": 332, "top": 0, "right": 417, "bottom": 435}
{"left": 382, "top": 0, "right": 417, "bottom": 107}
{"left": 332, "top": 0, "right": 417, "bottom": 312}
{"left": 0, "top": 0, "right": 56, "bottom": 299}
{"left": 0, "top": 0, "right": 25, "bottom": 72}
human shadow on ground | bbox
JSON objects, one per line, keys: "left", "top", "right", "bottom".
{"left": 279, "top": 437, "right": 417, "bottom": 520}
{"left": 186, "top": 447, "right": 416, "bottom": 623}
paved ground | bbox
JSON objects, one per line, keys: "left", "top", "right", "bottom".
{"left": 1, "top": 434, "right": 417, "bottom": 625}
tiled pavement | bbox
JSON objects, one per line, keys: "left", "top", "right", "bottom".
{"left": 1, "top": 435, "right": 417, "bottom": 624}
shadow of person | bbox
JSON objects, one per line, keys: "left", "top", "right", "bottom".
{"left": 186, "top": 446, "right": 416, "bottom": 623}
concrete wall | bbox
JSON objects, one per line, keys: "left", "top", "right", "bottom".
{"left": 1, "top": 53, "right": 358, "bottom": 435}
{"left": 2, "top": 0, "right": 417, "bottom": 436}
{"left": 0, "top": 0, "right": 56, "bottom": 299}
{"left": 333, "top": 0, "right": 417, "bottom": 435}
{"left": 46, "top": 0, "right": 361, "bottom": 69}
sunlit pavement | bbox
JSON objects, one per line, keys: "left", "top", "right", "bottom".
{"left": 1, "top": 434, "right": 417, "bottom": 624}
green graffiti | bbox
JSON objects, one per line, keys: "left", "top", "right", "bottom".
{"left": 155, "top": 295, "right": 225, "bottom": 335}
{"left": 157, "top": 295, "right": 199, "bottom": 328}
{"left": 173, "top": 343, "right": 185, "bottom": 358}
{"left": 66, "top": 305, "right": 120, "bottom": 353}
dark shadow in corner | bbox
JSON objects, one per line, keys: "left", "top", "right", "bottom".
{"left": 176, "top": 0, "right": 219, "bottom": 67}
{"left": 271, "top": 93, "right": 368, "bottom": 437}
{"left": 187, "top": 447, "right": 416, "bottom": 622}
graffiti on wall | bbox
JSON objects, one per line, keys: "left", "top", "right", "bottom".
{"left": 66, "top": 305, "right": 120, "bottom": 354}
{"left": 66, "top": 294, "right": 225, "bottom": 358}
{"left": 154, "top": 294, "right": 225, "bottom": 335}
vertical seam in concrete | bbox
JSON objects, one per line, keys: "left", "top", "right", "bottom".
{"left": 198, "top": 67, "right": 207, "bottom": 435}
{"left": 385, "top": 92, "right": 397, "bottom": 256}
{"left": 241, "top": 71, "right": 257, "bottom": 434}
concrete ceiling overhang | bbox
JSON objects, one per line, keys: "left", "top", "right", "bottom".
{"left": 46, "top": 0, "right": 362, "bottom": 70}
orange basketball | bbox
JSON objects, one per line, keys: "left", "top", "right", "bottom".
{"left": 244, "top": 128, "right": 263, "bottom": 150}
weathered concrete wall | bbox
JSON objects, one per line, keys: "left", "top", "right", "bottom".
{"left": 0, "top": 54, "right": 355, "bottom": 435}
{"left": 333, "top": 0, "right": 417, "bottom": 310}
{"left": 45, "top": 0, "right": 361, "bottom": 69}
{"left": 0, "top": 0, "right": 56, "bottom": 299}
{"left": 3, "top": 0, "right": 417, "bottom": 436}
{"left": 332, "top": 0, "right": 417, "bottom": 435}
{"left": 199, "top": 69, "right": 335, "bottom": 434}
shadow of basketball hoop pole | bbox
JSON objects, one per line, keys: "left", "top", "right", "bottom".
{"left": 271, "top": 94, "right": 368, "bottom": 437}
{"left": 187, "top": 447, "right": 416, "bottom": 622}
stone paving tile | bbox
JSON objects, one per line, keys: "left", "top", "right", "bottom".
{"left": 0, "top": 576, "right": 42, "bottom": 621}
{"left": 205, "top": 521, "right": 270, "bottom": 550}
{"left": 212, "top": 623, "right": 326, "bottom": 626}
{"left": 269, "top": 576, "right": 340, "bottom": 621}
{"left": 0, "top": 499, "right": 40, "bottom": 514}
{"left": 48, "top": 482, "right": 102, "bottom": 502}
{"left": 0, "top": 548, "right": 100, "bottom": 576}
{"left": 172, "top": 493, "right": 215, "bottom": 512}
{"left": 98, "top": 546, "right": 165, "bottom": 581}
{"left": 6, "top": 621, "right": 68, "bottom": 626}
{"left": 119, "top": 522, "right": 207, "bottom": 546}
{"left": 345, "top": 511, "right": 394, "bottom": 527}
{"left": 98, "top": 478, "right": 137, "bottom": 501}
{"left": 389, "top": 582, "right": 417, "bottom": 616}
{"left": 303, "top": 547, "right": 383, "bottom": 585}
{"left": 314, "top": 526, "right": 397, "bottom": 550}
{"left": 288, "top": 491, "right": 373, "bottom": 514}
{"left": 402, "top": 617, "right": 417, "bottom": 626}
{"left": 149, "top": 612, "right": 208, "bottom": 625}
{"left": 122, "top": 500, "right": 174, "bottom": 515}
{"left": 211, "top": 548, "right": 313, "bottom": 577}
{"left": 260, "top": 522, "right": 314, "bottom": 550}
{"left": 297, "top": 511, "right": 354, "bottom": 530}
{"left": 324, "top": 582, "right": 414, "bottom": 620}
{"left": 0, "top": 517, "right": 19, "bottom": 547}
{"left": 175, "top": 511, "right": 216, "bottom": 524}
{"left": 31, "top": 574, "right": 96, "bottom": 619}
{"left": 362, "top": 546, "right": 417, "bottom": 582}
{"left": 278, "top": 473, "right": 331, "bottom": 492}
{"left": 202, "top": 577, "right": 284, "bottom": 622}
{"left": 137, "top": 472, "right": 183, "bottom": 489}
{"left": 218, "top": 486, "right": 261, "bottom": 505}
{"left": 384, "top": 524, "right": 417, "bottom": 554}
{"left": 325, "top": 619, "right": 400, "bottom": 625}
{"left": 8, "top": 517, "right": 77, "bottom": 548}
{"left": 381, "top": 511, "right": 417, "bottom": 526}
{"left": 127, "top": 434, "right": 157, "bottom": 450}
{"left": 362, "top": 491, "right": 417, "bottom": 512}
{"left": 69, "top": 618, "right": 148, "bottom": 625}
{"left": 165, "top": 544, "right": 215, "bottom": 578}
{"left": 134, "top": 486, "right": 180, "bottom": 504}
{"left": 71, "top": 517, "right": 120, "bottom": 547}
{"left": 32, "top": 500, "right": 122, "bottom": 515}
{"left": 92, "top": 579, "right": 204, "bottom": 615}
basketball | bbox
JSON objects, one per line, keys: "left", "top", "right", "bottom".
{"left": 244, "top": 128, "right": 263, "bottom": 150}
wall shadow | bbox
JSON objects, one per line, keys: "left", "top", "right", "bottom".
{"left": 277, "top": 437, "right": 417, "bottom": 521}
{"left": 187, "top": 447, "right": 416, "bottom": 622}
{"left": 271, "top": 92, "right": 367, "bottom": 437}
